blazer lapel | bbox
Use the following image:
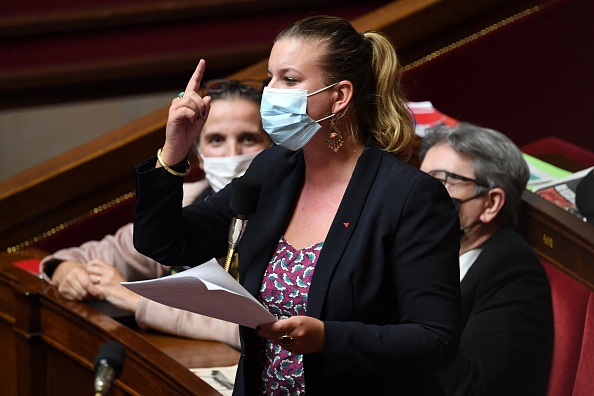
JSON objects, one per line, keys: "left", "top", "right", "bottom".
{"left": 240, "top": 151, "right": 306, "bottom": 297}
{"left": 307, "top": 144, "right": 383, "bottom": 318}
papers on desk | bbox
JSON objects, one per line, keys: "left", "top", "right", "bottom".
{"left": 530, "top": 166, "right": 594, "bottom": 221}
{"left": 524, "top": 154, "right": 572, "bottom": 190}
{"left": 531, "top": 166, "right": 594, "bottom": 192}
{"left": 190, "top": 364, "right": 237, "bottom": 395}
{"left": 122, "top": 258, "right": 277, "bottom": 328}
{"left": 407, "top": 101, "right": 459, "bottom": 137}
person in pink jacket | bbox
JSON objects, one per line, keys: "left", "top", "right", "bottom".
{"left": 39, "top": 79, "right": 271, "bottom": 350}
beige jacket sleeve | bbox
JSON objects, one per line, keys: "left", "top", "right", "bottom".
{"left": 39, "top": 222, "right": 162, "bottom": 284}
{"left": 181, "top": 179, "right": 210, "bottom": 207}
{"left": 39, "top": 179, "right": 240, "bottom": 349}
{"left": 135, "top": 298, "right": 241, "bottom": 350}
{"left": 39, "top": 180, "right": 211, "bottom": 284}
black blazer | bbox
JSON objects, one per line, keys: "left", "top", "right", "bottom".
{"left": 135, "top": 142, "right": 462, "bottom": 395}
{"left": 438, "top": 227, "right": 554, "bottom": 396}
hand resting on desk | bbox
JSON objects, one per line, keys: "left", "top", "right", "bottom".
{"left": 52, "top": 259, "right": 139, "bottom": 312}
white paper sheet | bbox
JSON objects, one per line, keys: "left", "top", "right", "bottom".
{"left": 190, "top": 364, "right": 237, "bottom": 395}
{"left": 122, "top": 258, "right": 277, "bottom": 328}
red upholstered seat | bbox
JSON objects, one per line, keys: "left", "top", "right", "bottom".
{"left": 573, "top": 293, "right": 594, "bottom": 396}
{"left": 541, "top": 260, "right": 591, "bottom": 396}
{"left": 13, "top": 258, "right": 42, "bottom": 276}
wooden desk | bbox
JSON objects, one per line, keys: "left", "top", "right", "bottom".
{"left": 519, "top": 191, "right": 594, "bottom": 290}
{"left": 0, "top": 251, "right": 240, "bottom": 396}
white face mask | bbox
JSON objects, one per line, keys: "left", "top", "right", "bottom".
{"left": 199, "top": 150, "right": 263, "bottom": 192}
{"left": 260, "top": 83, "right": 337, "bottom": 151}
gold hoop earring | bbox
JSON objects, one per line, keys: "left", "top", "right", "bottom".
{"left": 326, "top": 117, "right": 343, "bottom": 153}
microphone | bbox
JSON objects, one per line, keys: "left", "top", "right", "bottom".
{"left": 94, "top": 341, "right": 126, "bottom": 396}
{"left": 224, "top": 175, "right": 261, "bottom": 274}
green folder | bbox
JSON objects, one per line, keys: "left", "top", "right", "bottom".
{"left": 523, "top": 154, "right": 572, "bottom": 191}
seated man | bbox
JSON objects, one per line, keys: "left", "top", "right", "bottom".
{"left": 39, "top": 79, "right": 271, "bottom": 349}
{"left": 419, "top": 122, "right": 554, "bottom": 395}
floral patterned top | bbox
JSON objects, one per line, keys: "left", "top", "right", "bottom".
{"left": 259, "top": 236, "right": 324, "bottom": 395}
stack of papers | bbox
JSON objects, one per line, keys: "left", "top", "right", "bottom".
{"left": 524, "top": 154, "right": 572, "bottom": 191}
{"left": 407, "top": 101, "right": 459, "bottom": 137}
{"left": 190, "top": 365, "right": 237, "bottom": 395}
{"left": 531, "top": 166, "right": 594, "bottom": 193}
{"left": 122, "top": 258, "right": 277, "bottom": 328}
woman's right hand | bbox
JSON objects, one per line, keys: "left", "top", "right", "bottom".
{"left": 160, "top": 59, "right": 212, "bottom": 167}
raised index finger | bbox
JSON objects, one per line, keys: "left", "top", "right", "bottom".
{"left": 184, "top": 59, "right": 206, "bottom": 95}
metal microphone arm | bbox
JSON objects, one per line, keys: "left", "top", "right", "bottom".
{"left": 224, "top": 217, "right": 248, "bottom": 273}
{"left": 93, "top": 341, "right": 125, "bottom": 396}
{"left": 94, "top": 360, "right": 116, "bottom": 396}
{"left": 224, "top": 175, "right": 261, "bottom": 277}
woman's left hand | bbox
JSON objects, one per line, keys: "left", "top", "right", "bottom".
{"left": 257, "top": 316, "right": 325, "bottom": 354}
{"left": 161, "top": 59, "right": 211, "bottom": 166}
{"left": 86, "top": 260, "right": 139, "bottom": 312}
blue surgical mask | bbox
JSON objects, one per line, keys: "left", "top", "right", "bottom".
{"left": 260, "top": 83, "right": 337, "bottom": 151}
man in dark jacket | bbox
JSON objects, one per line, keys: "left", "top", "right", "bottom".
{"left": 420, "top": 122, "right": 554, "bottom": 396}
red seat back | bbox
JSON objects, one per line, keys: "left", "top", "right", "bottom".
{"left": 522, "top": 137, "right": 594, "bottom": 172}
{"left": 541, "top": 260, "right": 591, "bottom": 396}
{"left": 573, "top": 293, "right": 594, "bottom": 396}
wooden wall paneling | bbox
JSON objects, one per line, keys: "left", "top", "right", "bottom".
{"left": 401, "top": 0, "right": 594, "bottom": 152}
{"left": 0, "top": 107, "right": 168, "bottom": 250}
{"left": 226, "top": 0, "right": 550, "bottom": 81}
{"left": 0, "top": 44, "right": 273, "bottom": 110}
{"left": 0, "top": 0, "right": 390, "bottom": 109}
{"left": 0, "top": 0, "right": 380, "bottom": 38}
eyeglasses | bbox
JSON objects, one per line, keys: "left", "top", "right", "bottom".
{"left": 427, "top": 170, "right": 490, "bottom": 188}
{"left": 201, "top": 79, "right": 268, "bottom": 96}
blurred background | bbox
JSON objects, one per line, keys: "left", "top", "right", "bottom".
{"left": 0, "top": 0, "right": 390, "bottom": 180}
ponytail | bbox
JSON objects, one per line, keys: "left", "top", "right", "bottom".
{"left": 364, "top": 31, "right": 415, "bottom": 160}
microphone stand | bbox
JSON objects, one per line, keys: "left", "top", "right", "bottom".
{"left": 93, "top": 341, "right": 125, "bottom": 396}
{"left": 224, "top": 175, "right": 261, "bottom": 278}
{"left": 94, "top": 360, "right": 115, "bottom": 396}
{"left": 224, "top": 217, "right": 247, "bottom": 274}
{"left": 223, "top": 248, "right": 234, "bottom": 273}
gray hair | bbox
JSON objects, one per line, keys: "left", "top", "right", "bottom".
{"left": 419, "top": 122, "right": 529, "bottom": 226}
